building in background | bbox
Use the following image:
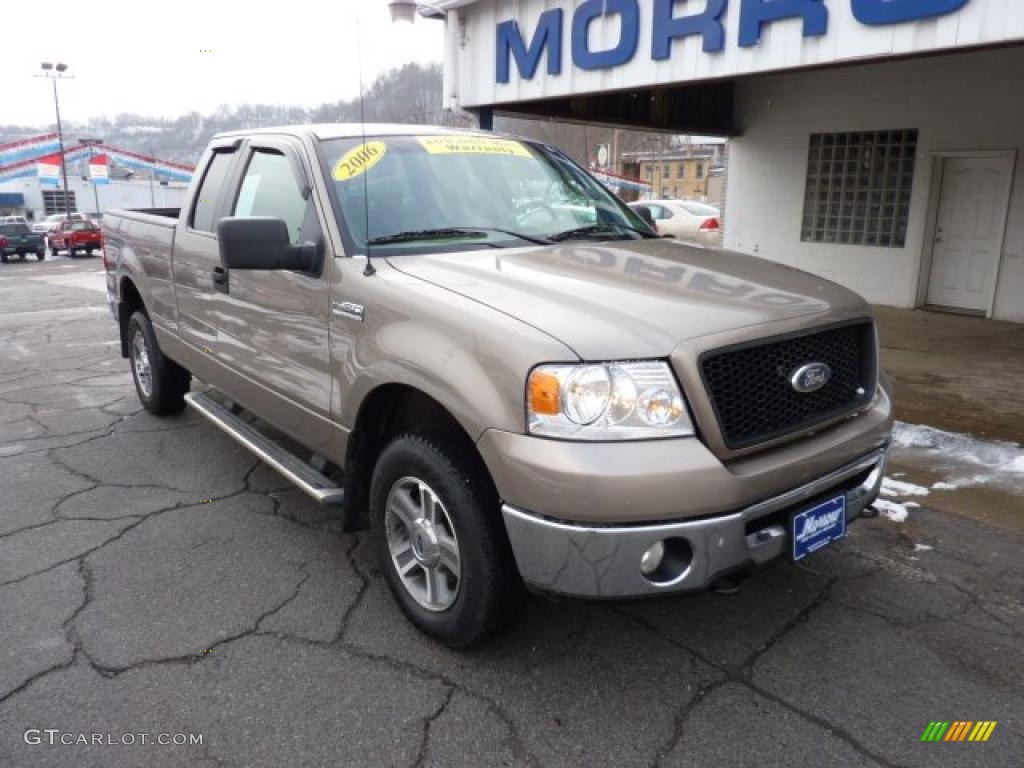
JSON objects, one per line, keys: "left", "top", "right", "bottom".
{"left": 621, "top": 138, "right": 727, "bottom": 202}
{"left": 436, "top": 0, "right": 1024, "bottom": 322}
{"left": 0, "top": 135, "right": 193, "bottom": 220}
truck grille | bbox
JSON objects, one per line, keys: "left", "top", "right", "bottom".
{"left": 699, "top": 321, "right": 877, "bottom": 450}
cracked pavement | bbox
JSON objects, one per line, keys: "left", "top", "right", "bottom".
{"left": 1, "top": 258, "right": 1022, "bottom": 767}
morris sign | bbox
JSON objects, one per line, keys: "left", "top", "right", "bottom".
{"left": 495, "top": 0, "right": 972, "bottom": 83}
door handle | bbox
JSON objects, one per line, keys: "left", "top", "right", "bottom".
{"left": 212, "top": 266, "right": 229, "bottom": 294}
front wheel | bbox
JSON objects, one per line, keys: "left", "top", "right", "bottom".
{"left": 371, "top": 435, "right": 525, "bottom": 648}
{"left": 36, "top": 251, "right": 45, "bottom": 261}
{"left": 127, "top": 311, "right": 190, "bottom": 416}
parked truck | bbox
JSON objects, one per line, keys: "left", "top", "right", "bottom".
{"left": 103, "top": 125, "right": 892, "bottom": 647}
{"left": 49, "top": 217, "right": 103, "bottom": 257}
{"left": 0, "top": 222, "right": 46, "bottom": 262}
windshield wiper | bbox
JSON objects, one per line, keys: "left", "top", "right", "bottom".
{"left": 549, "top": 225, "right": 627, "bottom": 242}
{"left": 367, "top": 228, "right": 489, "bottom": 246}
{"left": 549, "top": 223, "right": 658, "bottom": 242}
{"left": 448, "top": 226, "right": 554, "bottom": 246}
{"left": 367, "top": 226, "right": 552, "bottom": 247}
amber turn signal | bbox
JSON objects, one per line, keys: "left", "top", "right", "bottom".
{"left": 528, "top": 370, "right": 561, "bottom": 416}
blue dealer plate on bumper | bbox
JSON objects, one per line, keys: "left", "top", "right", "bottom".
{"left": 791, "top": 495, "right": 846, "bottom": 561}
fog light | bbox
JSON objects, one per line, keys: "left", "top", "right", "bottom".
{"left": 640, "top": 541, "right": 666, "bottom": 576}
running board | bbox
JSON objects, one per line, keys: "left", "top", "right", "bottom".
{"left": 185, "top": 391, "right": 345, "bottom": 506}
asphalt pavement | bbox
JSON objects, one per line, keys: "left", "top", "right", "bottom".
{"left": 0, "top": 256, "right": 1021, "bottom": 767}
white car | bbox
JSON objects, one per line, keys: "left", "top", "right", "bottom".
{"left": 34, "top": 212, "right": 88, "bottom": 235}
{"left": 630, "top": 199, "right": 721, "bottom": 245}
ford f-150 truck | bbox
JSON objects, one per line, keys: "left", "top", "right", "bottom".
{"left": 103, "top": 125, "right": 892, "bottom": 647}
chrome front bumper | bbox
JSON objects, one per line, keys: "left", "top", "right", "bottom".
{"left": 501, "top": 448, "right": 886, "bottom": 598}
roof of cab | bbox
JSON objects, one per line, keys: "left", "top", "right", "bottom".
{"left": 213, "top": 124, "right": 490, "bottom": 141}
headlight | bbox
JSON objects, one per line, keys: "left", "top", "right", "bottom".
{"left": 527, "top": 361, "right": 694, "bottom": 440}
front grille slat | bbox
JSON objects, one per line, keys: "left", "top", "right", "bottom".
{"left": 700, "top": 321, "right": 877, "bottom": 450}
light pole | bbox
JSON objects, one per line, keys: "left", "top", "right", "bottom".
{"left": 36, "top": 62, "right": 73, "bottom": 218}
{"left": 148, "top": 146, "right": 158, "bottom": 207}
{"left": 79, "top": 138, "right": 102, "bottom": 216}
{"left": 387, "top": 0, "right": 446, "bottom": 22}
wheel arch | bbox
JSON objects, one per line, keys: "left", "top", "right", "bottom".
{"left": 343, "top": 383, "right": 498, "bottom": 532}
{"left": 118, "top": 276, "right": 146, "bottom": 358}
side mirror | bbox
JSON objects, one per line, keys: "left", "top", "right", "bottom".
{"left": 632, "top": 205, "right": 656, "bottom": 230}
{"left": 217, "top": 217, "right": 316, "bottom": 272}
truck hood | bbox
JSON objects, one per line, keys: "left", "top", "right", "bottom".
{"left": 386, "top": 240, "right": 868, "bottom": 360}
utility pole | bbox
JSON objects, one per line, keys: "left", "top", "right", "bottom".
{"left": 36, "top": 62, "right": 73, "bottom": 217}
{"left": 79, "top": 138, "right": 102, "bottom": 216}
{"left": 148, "top": 146, "right": 157, "bottom": 208}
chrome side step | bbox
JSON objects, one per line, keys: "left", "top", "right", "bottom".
{"left": 185, "top": 391, "right": 345, "bottom": 506}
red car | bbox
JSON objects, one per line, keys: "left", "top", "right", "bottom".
{"left": 50, "top": 218, "right": 103, "bottom": 257}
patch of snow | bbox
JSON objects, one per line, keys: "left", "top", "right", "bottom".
{"left": 913, "top": 543, "right": 934, "bottom": 552}
{"left": 891, "top": 422, "right": 1024, "bottom": 495}
{"left": 881, "top": 477, "right": 930, "bottom": 497}
{"left": 873, "top": 498, "right": 919, "bottom": 523}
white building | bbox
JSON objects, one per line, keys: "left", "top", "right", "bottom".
{"left": 0, "top": 176, "right": 189, "bottom": 221}
{"left": 433, "top": 0, "right": 1024, "bottom": 322}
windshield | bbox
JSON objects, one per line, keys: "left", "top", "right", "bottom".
{"left": 71, "top": 222, "right": 97, "bottom": 231}
{"left": 0, "top": 223, "right": 31, "bottom": 235}
{"left": 319, "top": 134, "right": 653, "bottom": 254}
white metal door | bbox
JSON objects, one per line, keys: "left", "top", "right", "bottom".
{"left": 926, "top": 156, "right": 1013, "bottom": 314}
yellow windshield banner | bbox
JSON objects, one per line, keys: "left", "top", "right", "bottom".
{"left": 333, "top": 141, "right": 387, "bottom": 181}
{"left": 417, "top": 135, "right": 531, "bottom": 158}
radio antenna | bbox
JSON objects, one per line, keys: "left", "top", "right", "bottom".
{"left": 357, "top": 17, "right": 376, "bottom": 276}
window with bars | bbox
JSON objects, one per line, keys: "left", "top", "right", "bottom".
{"left": 801, "top": 129, "right": 917, "bottom": 247}
{"left": 43, "top": 190, "right": 77, "bottom": 215}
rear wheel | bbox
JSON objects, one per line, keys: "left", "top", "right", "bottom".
{"left": 128, "top": 311, "right": 190, "bottom": 415}
{"left": 371, "top": 434, "right": 525, "bottom": 648}
{"left": 36, "top": 251, "right": 45, "bottom": 261}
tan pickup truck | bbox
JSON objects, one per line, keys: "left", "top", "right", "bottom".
{"left": 103, "top": 125, "right": 892, "bottom": 647}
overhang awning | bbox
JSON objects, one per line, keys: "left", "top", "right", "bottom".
{"left": 0, "top": 193, "right": 25, "bottom": 207}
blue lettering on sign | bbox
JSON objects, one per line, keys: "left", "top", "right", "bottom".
{"left": 851, "top": 0, "right": 969, "bottom": 25}
{"left": 652, "top": 0, "right": 728, "bottom": 58}
{"left": 496, "top": 9, "right": 563, "bottom": 84}
{"left": 572, "top": 0, "right": 640, "bottom": 70}
{"left": 495, "top": 0, "right": 973, "bottom": 83}
{"left": 739, "top": 0, "right": 828, "bottom": 47}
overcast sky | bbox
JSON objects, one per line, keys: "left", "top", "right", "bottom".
{"left": 1, "top": 0, "right": 445, "bottom": 127}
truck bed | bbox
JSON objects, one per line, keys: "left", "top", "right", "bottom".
{"left": 106, "top": 208, "right": 181, "bottom": 229}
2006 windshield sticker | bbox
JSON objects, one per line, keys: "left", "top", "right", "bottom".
{"left": 417, "top": 136, "right": 531, "bottom": 157}
{"left": 333, "top": 141, "right": 387, "bottom": 181}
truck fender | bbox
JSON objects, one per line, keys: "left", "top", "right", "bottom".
{"left": 339, "top": 319, "right": 524, "bottom": 442}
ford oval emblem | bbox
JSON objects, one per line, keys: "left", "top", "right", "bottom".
{"left": 790, "top": 363, "right": 832, "bottom": 393}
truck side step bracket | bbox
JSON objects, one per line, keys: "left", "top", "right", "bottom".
{"left": 185, "top": 391, "right": 345, "bottom": 507}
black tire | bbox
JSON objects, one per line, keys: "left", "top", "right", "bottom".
{"left": 36, "top": 251, "right": 45, "bottom": 261}
{"left": 370, "top": 434, "right": 525, "bottom": 648}
{"left": 127, "top": 310, "right": 190, "bottom": 416}
{"left": 0, "top": 254, "right": 7, "bottom": 264}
